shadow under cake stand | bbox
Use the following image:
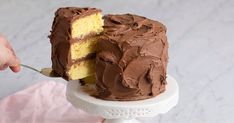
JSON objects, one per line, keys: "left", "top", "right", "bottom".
{"left": 66, "top": 75, "right": 179, "bottom": 123}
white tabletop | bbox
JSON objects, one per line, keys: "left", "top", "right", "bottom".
{"left": 0, "top": 0, "right": 234, "bottom": 123}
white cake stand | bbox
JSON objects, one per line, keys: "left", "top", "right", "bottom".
{"left": 66, "top": 75, "right": 179, "bottom": 123}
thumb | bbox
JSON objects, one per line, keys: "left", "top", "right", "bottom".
{"left": 7, "top": 55, "right": 19, "bottom": 66}
{"left": 10, "top": 64, "right": 21, "bottom": 73}
{"left": 7, "top": 55, "right": 21, "bottom": 73}
{"left": 6, "top": 48, "right": 21, "bottom": 73}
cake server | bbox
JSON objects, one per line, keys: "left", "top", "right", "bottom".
{"left": 20, "top": 64, "right": 60, "bottom": 78}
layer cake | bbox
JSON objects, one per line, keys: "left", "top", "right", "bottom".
{"left": 96, "top": 14, "right": 169, "bottom": 101}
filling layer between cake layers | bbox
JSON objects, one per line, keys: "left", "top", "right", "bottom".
{"left": 50, "top": 7, "right": 104, "bottom": 80}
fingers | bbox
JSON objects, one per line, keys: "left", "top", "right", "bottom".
{"left": 0, "top": 35, "right": 21, "bottom": 73}
{"left": 6, "top": 46, "right": 21, "bottom": 73}
{"left": 10, "top": 65, "right": 21, "bottom": 73}
{"left": 0, "top": 44, "right": 8, "bottom": 66}
{"left": 0, "top": 46, "right": 20, "bottom": 72}
{"left": 0, "top": 64, "right": 8, "bottom": 70}
{"left": 7, "top": 50, "right": 20, "bottom": 66}
{"left": 0, "top": 54, "right": 20, "bottom": 73}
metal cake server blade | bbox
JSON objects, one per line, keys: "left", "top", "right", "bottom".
{"left": 20, "top": 64, "right": 60, "bottom": 78}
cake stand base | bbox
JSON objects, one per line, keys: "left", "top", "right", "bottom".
{"left": 104, "top": 118, "right": 140, "bottom": 123}
{"left": 66, "top": 75, "right": 179, "bottom": 123}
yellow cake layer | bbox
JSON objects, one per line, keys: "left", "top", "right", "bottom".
{"left": 70, "top": 37, "right": 97, "bottom": 60}
{"left": 71, "top": 12, "right": 104, "bottom": 39}
{"left": 67, "top": 59, "right": 95, "bottom": 80}
{"left": 80, "top": 75, "right": 96, "bottom": 84}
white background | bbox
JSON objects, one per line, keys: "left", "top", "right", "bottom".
{"left": 0, "top": 0, "right": 234, "bottom": 122}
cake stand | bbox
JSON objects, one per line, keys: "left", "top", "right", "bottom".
{"left": 66, "top": 75, "right": 179, "bottom": 123}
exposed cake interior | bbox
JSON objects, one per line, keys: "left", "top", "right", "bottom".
{"left": 70, "top": 37, "right": 98, "bottom": 60}
{"left": 68, "top": 59, "right": 95, "bottom": 80}
{"left": 71, "top": 13, "right": 103, "bottom": 39}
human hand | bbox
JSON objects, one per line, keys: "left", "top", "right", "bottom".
{"left": 0, "top": 35, "right": 20, "bottom": 72}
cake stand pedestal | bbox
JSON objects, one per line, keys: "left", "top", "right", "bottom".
{"left": 66, "top": 75, "right": 179, "bottom": 123}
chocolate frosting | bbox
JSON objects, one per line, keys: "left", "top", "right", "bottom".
{"left": 96, "top": 14, "right": 168, "bottom": 101}
{"left": 49, "top": 7, "right": 101, "bottom": 80}
{"left": 55, "top": 7, "right": 101, "bottom": 22}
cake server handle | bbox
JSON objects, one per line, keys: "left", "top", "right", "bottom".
{"left": 20, "top": 64, "right": 59, "bottom": 78}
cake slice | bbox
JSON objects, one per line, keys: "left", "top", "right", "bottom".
{"left": 49, "top": 7, "right": 104, "bottom": 80}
